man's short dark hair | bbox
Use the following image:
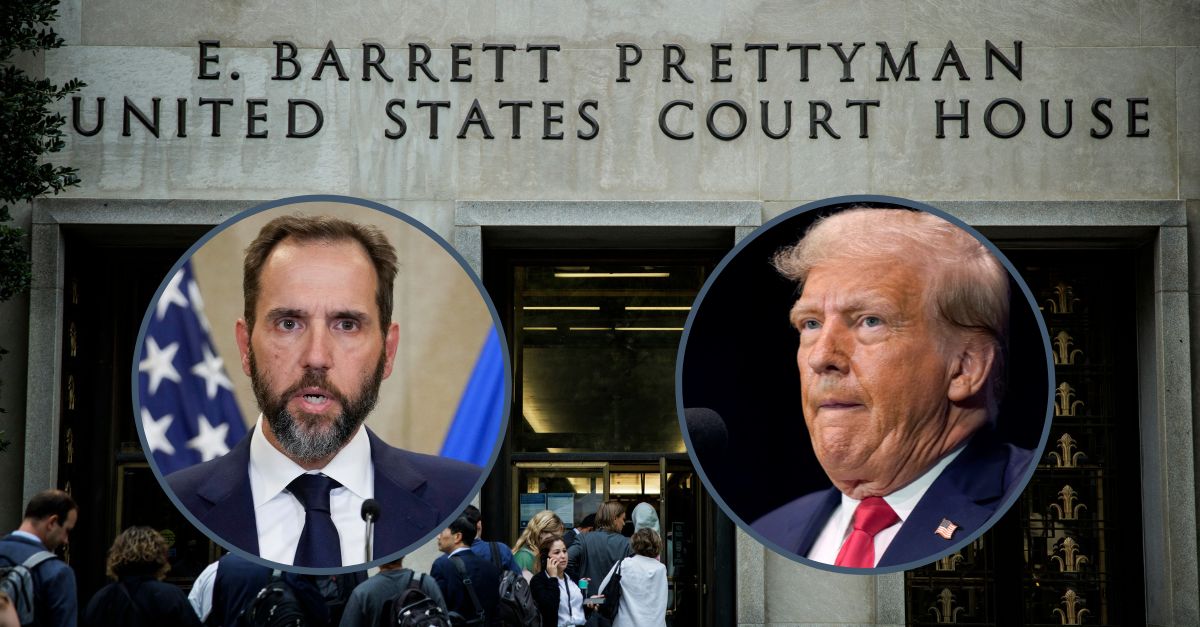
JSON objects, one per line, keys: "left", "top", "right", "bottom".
{"left": 24, "top": 489, "right": 77, "bottom": 522}
{"left": 577, "top": 514, "right": 596, "bottom": 529}
{"left": 447, "top": 516, "right": 477, "bottom": 545}
{"left": 243, "top": 214, "right": 399, "bottom": 334}
{"left": 461, "top": 505, "right": 482, "bottom": 527}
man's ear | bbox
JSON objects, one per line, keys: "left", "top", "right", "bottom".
{"left": 948, "top": 335, "right": 997, "bottom": 403}
{"left": 235, "top": 318, "right": 252, "bottom": 377}
{"left": 381, "top": 321, "right": 400, "bottom": 379}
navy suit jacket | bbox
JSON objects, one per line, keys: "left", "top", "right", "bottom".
{"left": 431, "top": 549, "right": 501, "bottom": 626}
{"left": 753, "top": 431, "right": 1034, "bottom": 568}
{"left": 0, "top": 534, "right": 77, "bottom": 627}
{"left": 166, "top": 426, "right": 481, "bottom": 561}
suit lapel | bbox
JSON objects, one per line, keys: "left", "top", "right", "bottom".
{"left": 193, "top": 431, "right": 259, "bottom": 554}
{"left": 878, "top": 435, "right": 1010, "bottom": 568}
{"left": 795, "top": 488, "right": 842, "bottom": 556}
{"left": 367, "top": 429, "right": 442, "bottom": 555}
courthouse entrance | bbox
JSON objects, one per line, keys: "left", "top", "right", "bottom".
{"left": 52, "top": 223, "right": 217, "bottom": 604}
{"left": 481, "top": 244, "right": 735, "bottom": 626}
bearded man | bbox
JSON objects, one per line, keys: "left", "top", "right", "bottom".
{"left": 167, "top": 215, "right": 480, "bottom": 567}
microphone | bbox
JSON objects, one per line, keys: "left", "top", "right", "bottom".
{"left": 361, "top": 499, "right": 381, "bottom": 562}
{"left": 684, "top": 407, "right": 729, "bottom": 464}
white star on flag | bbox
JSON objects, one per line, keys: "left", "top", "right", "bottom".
{"left": 187, "top": 414, "right": 231, "bottom": 461}
{"left": 139, "top": 337, "right": 181, "bottom": 395}
{"left": 187, "top": 279, "right": 212, "bottom": 334}
{"left": 141, "top": 408, "right": 176, "bottom": 455}
{"left": 191, "top": 344, "right": 235, "bottom": 399}
{"left": 156, "top": 269, "right": 189, "bottom": 319}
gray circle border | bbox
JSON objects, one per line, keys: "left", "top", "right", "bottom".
{"left": 673, "top": 194, "right": 1056, "bottom": 575}
{"left": 131, "top": 194, "right": 513, "bottom": 576}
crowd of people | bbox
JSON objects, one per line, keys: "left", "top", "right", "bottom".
{"left": 0, "top": 490, "right": 669, "bottom": 627}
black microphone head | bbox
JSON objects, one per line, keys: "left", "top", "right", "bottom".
{"left": 361, "top": 499, "right": 381, "bottom": 522}
{"left": 684, "top": 407, "right": 729, "bottom": 463}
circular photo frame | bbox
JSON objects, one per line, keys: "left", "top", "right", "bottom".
{"left": 677, "top": 195, "right": 1053, "bottom": 574}
{"left": 132, "top": 195, "right": 510, "bottom": 574}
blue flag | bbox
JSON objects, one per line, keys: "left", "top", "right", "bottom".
{"left": 137, "top": 261, "right": 247, "bottom": 474}
{"left": 440, "top": 328, "right": 505, "bottom": 466}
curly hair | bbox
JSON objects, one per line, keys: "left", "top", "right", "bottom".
{"left": 512, "top": 510, "right": 563, "bottom": 556}
{"left": 105, "top": 526, "right": 170, "bottom": 580}
{"left": 631, "top": 528, "right": 662, "bottom": 558}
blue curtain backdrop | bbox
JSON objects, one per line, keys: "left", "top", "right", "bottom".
{"left": 440, "top": 328, "right": 505, "bottom": 466}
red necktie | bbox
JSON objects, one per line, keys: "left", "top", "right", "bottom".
{"left": 834, "top": 496, "right": 899, "bottom": 568}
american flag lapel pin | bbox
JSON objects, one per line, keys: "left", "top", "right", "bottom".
{"left": 935, "top": 518, "right": 958, "bottom": 540}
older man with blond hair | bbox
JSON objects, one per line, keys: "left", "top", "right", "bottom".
{"left": 753, "top": 207, "right": 1033, "bottom": 569}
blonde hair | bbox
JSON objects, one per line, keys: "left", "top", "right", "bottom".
{"left": 773, "top": 207, "right": 1010, "bottom": 411}
{"left": 105, "top": 526, "right": 170, "bottom": 580}
{"left": 512, "top": 510, "right": 564, "bottom": 555}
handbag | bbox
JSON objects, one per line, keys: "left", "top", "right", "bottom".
{"left": 596, "top": 558, "right": 623, "bottom": 620}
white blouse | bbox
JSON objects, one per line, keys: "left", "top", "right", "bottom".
{"left": 597, "top": 555, "right": 667, "bottom": 627}
{"left": 555, "top": 575, "right": 585, "bottom": 626}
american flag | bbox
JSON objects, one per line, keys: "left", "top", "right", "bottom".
{"left": 137, "top": 261, "right": 247, "bottom": 474}
{"left": 935, "top": 518, "right": 959, "bottom": 540}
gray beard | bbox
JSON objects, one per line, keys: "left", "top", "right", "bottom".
{"left": 250, "top": 351, "right": 385, "bottom": 463}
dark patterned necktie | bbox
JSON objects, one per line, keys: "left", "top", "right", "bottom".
{"left": 287, "top": 473, "right": 343, "bottom": 567}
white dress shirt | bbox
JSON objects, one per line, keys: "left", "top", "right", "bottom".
{"left": 187, "top": 559, "right": 219, "bottom": 620}
{"left": 555, "top": 576, "right": 585, "bottom": 626}
{"left": 807, "top": 446, "right": 965, "bottom": 566}
{"left": 248, "top": 415, "right": 374, "bottom": 566}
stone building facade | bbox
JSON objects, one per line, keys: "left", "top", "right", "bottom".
{"left": 1, "top": 1, "right": 1196, "bottom": 624}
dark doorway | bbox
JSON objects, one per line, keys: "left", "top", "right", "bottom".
{"left": 480, "top": 239, "right": 735, "bottom": 627}
{"left": 58, "top": 224, "right": 216, "bottom": 606}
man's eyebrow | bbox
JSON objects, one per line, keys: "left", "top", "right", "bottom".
{"left": 330, "top": 309, "right": 371, "bottom": 322}
{"left": 789, "top": 293, "right": 903, "bottom": 322}
{"left": 264, "top": 307, "right": 306, "bottom": 320}
{"left": 263, "top": 308, "right": 372, "bottom": 323}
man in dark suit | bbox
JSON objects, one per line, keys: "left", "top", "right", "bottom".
{"left": 0, "top": 490, "right": 79, "bottom": 627}
{"left": 167, "top": 215, "right": 481, "bottom": 567}
{"left": 431, "top": 516, "right": 501, "bottom": 626}
{"left": 752, "top": 207, "right": 1033, "bottom": 569}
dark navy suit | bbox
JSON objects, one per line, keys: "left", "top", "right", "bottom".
{"left": 0, "top": 533, "right": 77, "bottom": 627}
{"left": 753, "top": 431, "right": 1034, "bottom": 568}
{"left": 431, "top": 549, "right": 501, "bottom": 626}
{"left": 166, "top": 427, "right": 481, "bottom": 560}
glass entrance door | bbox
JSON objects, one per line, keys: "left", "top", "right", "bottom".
{"left": 511, "top": 458, "right": 709, "bottom": 626}
{"left": 486, "top": 248, "right": 731, "bottom": 626}
{"left": 663, "top": 461, "right": 706, "bottom": 626}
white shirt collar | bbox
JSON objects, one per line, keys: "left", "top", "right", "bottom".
{"left": 835, "top": 445, "right": 966, "bottom": 525}
{"left": 248, "top": 414, "right": 373, "bottom": 508}
{"left": 10, "top": 530, "right": 42, "bottom": 545}
{"left": 449, "top": 547, "right": 472, "bottom": 557}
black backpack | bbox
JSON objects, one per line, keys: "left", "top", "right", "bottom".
{"left": 488, "top": 543, "right": 540, "bottom": 627}
{"left": 380, "top": 571, "right": 451, "bottom": 627}
{"left": 238, "top": 569, "right": 309, "bottom": 627}
{"left": 0, "top": 550, "right": 57, "bottom": 626}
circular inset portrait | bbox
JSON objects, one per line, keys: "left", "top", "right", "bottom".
{"left": 133, "top": 196, "right": 509, "bottom": 573}
{"left": 678, "top": 196, "right": 1052, "bottom": 573}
